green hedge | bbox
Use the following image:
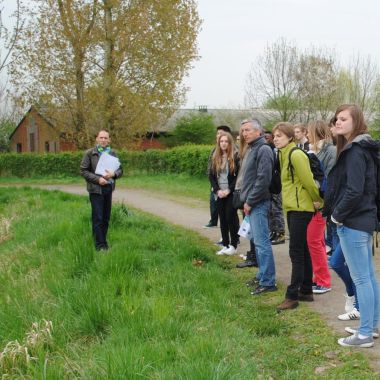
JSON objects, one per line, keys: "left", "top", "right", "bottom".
{"left": 0, "top": 145, "right": 213, "bottom": 177}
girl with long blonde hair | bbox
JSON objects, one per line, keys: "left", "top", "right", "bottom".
{"left": 209, "top": 132, "right": 240, "bottom": 255}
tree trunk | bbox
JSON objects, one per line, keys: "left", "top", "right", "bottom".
{"left": 103, "top": 0, "right": 116, "bottom": 133}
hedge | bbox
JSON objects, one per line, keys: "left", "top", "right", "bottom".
{"left": 0, "top": 145, "right": 213, "bottom": 178}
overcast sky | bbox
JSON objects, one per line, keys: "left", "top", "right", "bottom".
{"left": 3, "top": 0, "right": 380, "bottom": 111}
{"left": 183, "top": 0, "right": 380, "bottom": 109}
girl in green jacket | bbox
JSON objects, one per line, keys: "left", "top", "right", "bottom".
{"left": 273, "top": 122, "right": 323, "bottom": 311}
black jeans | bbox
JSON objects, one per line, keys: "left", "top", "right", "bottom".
{"left": 286, "top": 211, "right": 314, "bottom": 300}
{"left": 209, "top": 190, "right": 218, "bottom": 225}
{"left": 216, "top": 194, "right": 240, "bottom": 248}
{"left": 90, "top": 185, "right": 113, "bottom": 250}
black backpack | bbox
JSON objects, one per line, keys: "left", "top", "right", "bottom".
{"left": 257, "top": 143, "right": 282, "bottom": 195}
{"left": 269, "top": 148, "right": 281, "bottom": 194}
{"left": 288, "top": 147, "right": 327, "bottom": 198}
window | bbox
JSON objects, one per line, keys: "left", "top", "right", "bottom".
{"left": 45, "top": 141, "right": 49, "bottom": 152}
{"left": 16, "top": 143, "right": 22, "bottom": 153}
{"left": 29, "top": 133, "right": 35, "bottom": 152}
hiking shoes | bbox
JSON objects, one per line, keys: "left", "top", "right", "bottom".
{"left": 236, "top": 260, "right": 257, "bottom": 268}
{"left": 298, "top": 292, "right": 314, "bottom": 302}
{"left": 246, "top": 278, "right": 260, "bottom": 287}
{"left": 271, "top": 232, "right": 285, "bottom": 245}
{"left": 277, "top": 299, "right": 299, "bottom": 311}
{"left": 251, "top": 285, "right": 278, "bottom": 296}
{"left": 338, "top": 334, "right": 374, "bottom": 348}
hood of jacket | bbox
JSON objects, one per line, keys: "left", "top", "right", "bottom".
{"left": 344, "top": 134, "right": 380, "bottom": 160}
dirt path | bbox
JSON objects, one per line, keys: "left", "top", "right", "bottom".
{"left": 22, "top": 184, "right": 380, "bottom": 370}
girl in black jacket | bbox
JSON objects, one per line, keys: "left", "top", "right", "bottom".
{"left": 324, "top": 104, "right": 380, "bottom": 348}
{"left": 209, "top": 132, "right": 240, "bottom": 255}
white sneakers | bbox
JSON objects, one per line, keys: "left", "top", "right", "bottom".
{"left": 216, "top": 245, "right": 237, "bottom": 256}
{"left": 345, "top": 326, "right": 379, "bottom": 339}
{"left": 338, "top": 307, "right": 360, "bottom": 321}
{"left": 338, "top": 294, "right": 360, "bottom": 321}
{"left": 344, "top": 294, "right": 355, "bottom": 313}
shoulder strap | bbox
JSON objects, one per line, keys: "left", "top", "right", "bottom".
{"left": 288, "top": 146, "right": 303, "bottom": 183}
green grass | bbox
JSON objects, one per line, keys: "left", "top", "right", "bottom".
{"left": 0, "top": 173, "right": 211, "bottom": 203}
{"left": 0, "top": 187, "right": 377, "bottom": 379}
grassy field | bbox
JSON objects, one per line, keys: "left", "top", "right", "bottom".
{"left": 0, "top": 187, "right": 377, "bottom": 379}
{"left": 0, "top": 173, "right": 210, "bottom": 203}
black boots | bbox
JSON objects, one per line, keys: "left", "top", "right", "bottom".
{"left": 236, "top": 249, "right": 258, "bottom": 268}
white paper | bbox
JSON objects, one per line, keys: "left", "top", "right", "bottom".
{"left": 95, "top": 153, "right": 120, "bottom": 176}
{"left": 238, "top": 216, "right": 251, "bottom": 239}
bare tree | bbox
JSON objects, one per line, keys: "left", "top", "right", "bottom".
{"left": 295, "top": 47, "right": 340, "bottom": 121}
{"left": 341, "top": 54, "right": 380, "bottom": 115}
{"left": 245, "top": 38, "right": 300, "bottom": 121}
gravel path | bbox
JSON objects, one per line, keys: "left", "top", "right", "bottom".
{"left": 28, "top": 184, "right": 380, "bottom": 371}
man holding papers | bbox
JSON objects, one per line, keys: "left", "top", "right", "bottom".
{"left": 80, "top": 130, "right": 123, "bottom": 251}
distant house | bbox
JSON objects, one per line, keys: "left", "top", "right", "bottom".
{"left": 163, "top": 106, "right": 279, "bottom": 133}
{"left": 9, "top": 105, "right": 77, "bottom": 153}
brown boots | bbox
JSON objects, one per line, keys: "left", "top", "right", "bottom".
{"left": 277, "top": 298, "right": 299, "bottom": 311}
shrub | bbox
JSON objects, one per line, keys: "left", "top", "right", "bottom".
{"left": 171, "top": 113, "right": 215, "bottom": 145}
{"left": 0, "top": 145, "right": 213, "bottom": 178}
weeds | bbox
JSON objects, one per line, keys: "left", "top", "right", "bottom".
{"left": 0, "top": 320, "right": 53, "bottom": 376}
{"left": 0, "top": 217, "right": 12, "bottom": 243}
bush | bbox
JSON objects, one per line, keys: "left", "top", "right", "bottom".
{"left": 171, "top": 113, "right": 215, "bottom": 145}
{"left": 0, "top": 145, "right": 213, "bottom": 178}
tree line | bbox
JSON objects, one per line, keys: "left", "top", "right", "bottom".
{"left": 2, "top": 6, "right": 380, "bottom": 151}
{"left": 245, "top": 38, "right": 380, "bottom": 132}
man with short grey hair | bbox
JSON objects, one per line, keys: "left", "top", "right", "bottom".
{"left": 240, "top": 119, "right": 277, "bottom": 295}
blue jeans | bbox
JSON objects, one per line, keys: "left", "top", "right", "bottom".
{"left": 248, "top": 200, "right": 276, "bottom": 287}
{"left": 338, "top": 225, "right": 379, "bottom": 336}
{"left": 329, "top": 241, "right": 359, "bottom": 310}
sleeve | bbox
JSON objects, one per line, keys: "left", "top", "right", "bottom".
{"left": 228, "top": 153, "right": 240, "bottom": 192}
{"left": 80, "top": 150, "right": 100, "bottom": 184}
{"left": 208, "top": 165, "right": 220, "bottom": 193}
{"left": 332, "top": 147, "right": 366, "bottom": 223}
{"left": 322, "top": 146, "right": 336, "bottom": 177}
{"left": 291, "top": 149, "right": 323, "bottom": 204}
{"left": 246, "top": 145, "right": 273, "bottom": 206}
{"left": 206, "top": 148, "right": 215, "bottom": 176}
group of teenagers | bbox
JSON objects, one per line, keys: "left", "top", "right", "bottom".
{"left": 207, "top": 103, "right": 380, "bottom": 348}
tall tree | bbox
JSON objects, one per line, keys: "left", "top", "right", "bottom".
{"left": 245, "top": 38, "right": 300, "bottom": 121}
{"left": 10, "top": 0, "right": 200, "bottom": 148}
{"left": 295, "top": 48, "right": 340, "bottom": 121}
{"left": 339, "top": 54, "right": 380, "bottom": 115}
{"left": 10, "top": 0, "right": 98, "bottom": 147}
{"left": 0, "top": 0, "right": 24, "bottom": 146}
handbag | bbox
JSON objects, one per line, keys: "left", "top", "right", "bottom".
{"left": 232, "top": 189, "right": 244, "bottom": 210}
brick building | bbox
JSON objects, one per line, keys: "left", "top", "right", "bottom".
{"left": 9, "top": 106, "right": 76, "bottom": 153}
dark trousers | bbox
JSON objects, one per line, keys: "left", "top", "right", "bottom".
{"left": 216, "top": 194, "right": 240, "bottom": 248}
{"left": 90, "top": 185, "right": 112, "bottom": 249}
{"left": 269, "top": 193, "right": 285, "bottom": 234}
{"left": 286, "top": 211, "right": 314, "bottom": 300}
{"left": 210, "top": 191, "right": 218, "bottom": 225}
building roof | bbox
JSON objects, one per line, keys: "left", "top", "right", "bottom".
{"left": 9, "top": 105, "right": 56, "bottom": 139}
